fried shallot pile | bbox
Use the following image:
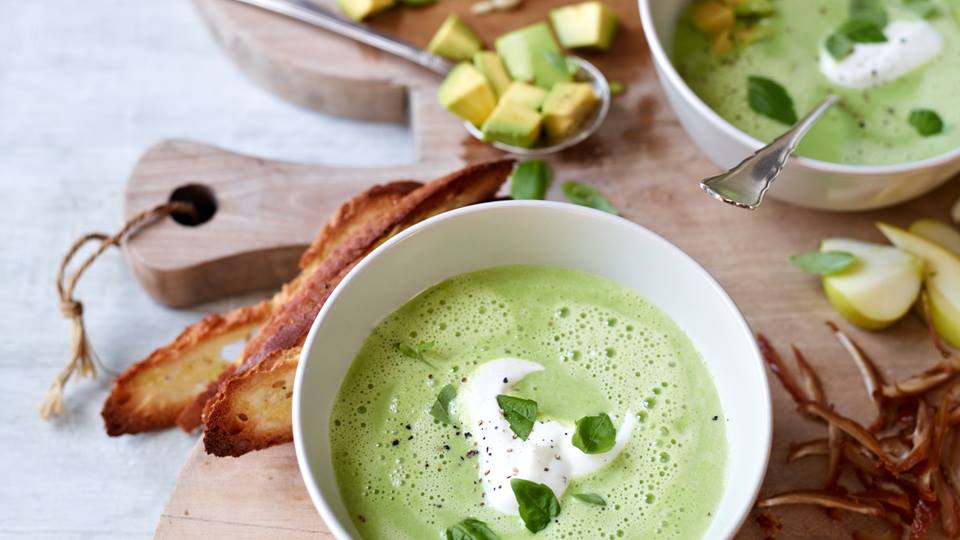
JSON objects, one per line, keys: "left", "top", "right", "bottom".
{"left": 757, "top": 320, "right": 960, "bottom": 539}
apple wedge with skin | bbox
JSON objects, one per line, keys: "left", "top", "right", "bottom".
{"left": 878, "top": 223, "right": 960, "bottom": 348}
{"left": 820, "top": 238, "right": 923, "bottom": 330}
{"left": 910, "top": 219, "right": 960, "bottom": 257}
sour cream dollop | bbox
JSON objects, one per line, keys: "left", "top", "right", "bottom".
{"left": 458, "top": 358, "right": 634, "bottom": 515}
{"left": 819, "top": 20, "right": 943, "bottom": 89}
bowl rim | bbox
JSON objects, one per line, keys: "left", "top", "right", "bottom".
{"left": 637, "top": 0, "right": 960, "bottom": 175}
{"left": 293, "top": 200, "right": 772, "bottom": 540}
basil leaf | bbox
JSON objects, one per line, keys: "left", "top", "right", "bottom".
{"left": 904, "top": 0, "right": 939, "bottom": 18}
{"left": 446, "top": 518, "right": 500, "bottom": 540}
{"left": 572, "top": 493, "right": 607, "bottom": 506}
{"left": 511, "top": 478, "right": 561, "bottom": 533}
{"left": 561, "top": 182, "right": 619, "bottom": 215}
{"left": 850, "top": 0, "right": 888, "bottom": 27}
{"left": 431, "top": 384, "right": 457, "bottom": 424}
{"left": 571, "top": 413, "right": 617, "bottom": 454}
{"left": 398, "top": 341, "right": 437, "bottom": 368}
{"left": 788, "top": 251, "right": 857, "bottom": 275}
{"left": 496, "top": 394, "right": 538, "bottom": 440}
{"left": 838, "top": 17, "right": 887, "bottom": 43}
{"left": 826, "top": 32, "right": 854, "bottom": 60}
{"left": 908, "top": 109, "right": 944, "bottom": 136}
{"left": 747, "top": 76, "right": 797, "bottom": 125}
{"left": 510, "top": 160, "right": 551, "bottom": 200}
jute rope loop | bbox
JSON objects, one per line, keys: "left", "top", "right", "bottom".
{"left": 41, "top": 201, "right": 195, "bottom": 420}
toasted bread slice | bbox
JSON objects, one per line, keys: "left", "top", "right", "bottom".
{"left": 201, "top": 346, "right": 300, "bottom": 457}
{"left": 104, "top": 181, "right": 421, "bottom": 435}
{"left": 201, "top": 159, "right": 514, "bottom": 456}
{"left": 101, "top": 300, "right": 272, "bottom": 435}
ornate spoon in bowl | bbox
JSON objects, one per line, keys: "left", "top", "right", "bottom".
{"left": 700, "top": 95, "right": 841, "bottom": 210}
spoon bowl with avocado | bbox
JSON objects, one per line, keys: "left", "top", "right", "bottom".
{"left": 228, "top": 0, "right": 614, "bottom": 155}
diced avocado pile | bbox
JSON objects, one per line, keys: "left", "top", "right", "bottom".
{"left": 688, "top": 0, "right": 775, "bottom": 55}
{"left": 431, "top": 3, "right": 617, "bottom": 148}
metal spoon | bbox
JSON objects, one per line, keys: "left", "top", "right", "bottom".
{"left": 229, "top": 0, "right": 612, "bottom": 155}
{"left": 700, "top": 95, "right": 840, "bottom": 210}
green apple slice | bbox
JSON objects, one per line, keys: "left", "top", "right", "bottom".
{"left": 878, "top": 223, "right": 960, "bottom": 347}
{"left": 909, "top": 219, "right": 960, "bottom": 257}
{"left": 820, "top": 238, "right": 923, "bottom": 329}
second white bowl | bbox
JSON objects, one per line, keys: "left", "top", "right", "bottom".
{"left": 639, "top": 0, "right": 960, "bottom": 211}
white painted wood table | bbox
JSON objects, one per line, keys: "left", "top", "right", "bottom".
{"left": 0, "top": 2, "right": 414, "bottom": 538}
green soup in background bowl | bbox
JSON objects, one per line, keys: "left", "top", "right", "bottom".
{"left": 640, "top": 0, "right": 960, "bottom": 211}
{"left": 293, "top": 201, "right": 771, "bottom": 539}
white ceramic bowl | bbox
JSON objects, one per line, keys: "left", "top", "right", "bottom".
{"left": 639, "top": 0, "right": 960, "bottom": 211}
{"left": 293, "top": 201, "right": 772, "bottom": 539}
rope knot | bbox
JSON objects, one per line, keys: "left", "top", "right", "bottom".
{"left": 60, "top": 299, "right": 83, "bottom": 318}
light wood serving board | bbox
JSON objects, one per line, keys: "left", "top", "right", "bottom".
{"left": 132, "top": 0, "right": 960, "bottom": 538}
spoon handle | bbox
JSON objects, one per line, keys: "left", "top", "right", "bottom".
{"left": 230, "top": 0, "right": 454, "bottom": 75}
{"left": 700, "top": 95, "right": 840, "bottom": 210}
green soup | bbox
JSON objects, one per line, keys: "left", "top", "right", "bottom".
{"left": 672, "top": 0, "right": 960, "bottom": 165}
{"left": 329, "top": 266, "right": 727, "bottom": 539}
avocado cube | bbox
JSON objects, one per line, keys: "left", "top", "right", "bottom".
{"left": 549, "top": 1, "right": 619, "bottom": 51}
{"left": 428, "top": 14, "right": 483, "bottom": 61}
{"left": 337, "top": 0, "right": 395, "bottom": 21}
{"left": 541, "top": 82, "right": 598, "bottom": 141}
{"left": 473, "top": 51, "right": 513, "bottom": 98}
{"left": 495, "top": 23, "right": 572, "bottom": 88}
{"left": 482, "top": 101, "right": 543, "bottom": 148}
{"left": 499, "top": 82, "right": 548, "bottom": 110}
{"left": 438, "top": 63, "right": 497, "bottom": 127}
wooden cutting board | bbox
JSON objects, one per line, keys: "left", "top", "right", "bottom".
{"left": 136, "top": 0, "right": 960, "bottom": 537}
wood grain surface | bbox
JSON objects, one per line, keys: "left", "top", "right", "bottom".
{"left": 143, "top": 0, "right": 960, "bottom": 538}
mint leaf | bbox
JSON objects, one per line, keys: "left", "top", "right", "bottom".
{"left": 571, "top": 413, "right": 617, "bottom": 454}
{"left": 496, "top": 394, "right": 538, "bottom": 440}
{"left": 398, "top": 341, "right": 437, "bottom": 368}
{"left": 747, "top": 76, "right": 798, "bottom": 125}
{"left": 561, "top": 182, "right": 619, "bottom": 215}
{"left": 826, "top": 32, "right": 854, "bottom": 60}
{"left": 510, "top": 160, "right": 551, "bottom": 200}
{"left": 838, "top": 17, "right": 887, "bottom": 42}
{"left": 904, "top": 0, "right": 939, "bottom": 18}
{"left": 908, "top": 109, "right": 944, "bottom": 136}
{"left": 850, "top": 0, "right": 888, "bottom": 27}
{"left": 572, "top": 493, "right": 607, "bottom": 506}
{"left": 511, "top": 479, "right": 561, "bottom": 533}
{"left": 431, "top": 384, "right": 457, "bottom": 424}
{"left": 446, "top": 518, "right": 499, "bottom": 540}
{"left": 789, "top": 251, "right": 857, "bottom": 275}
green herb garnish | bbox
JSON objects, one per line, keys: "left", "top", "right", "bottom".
{"left": 572, "top": 493, "right": 607, "bottom": 506}
{"left": 431, "top": 384, "right": 457, "bottom": 424}
{"left": 908, "top": 109, "right": 944, "bottom": 136}
{"left": 571, "top": 413, "right": 617, "bottom": 454}
{"left": 747, "top": 76, "right": 798, "bottom": 125}
{"left": 825, "top": 32, "right": 854, "bottom": 59}
{"left": 398, "top": 341, "right": 437, "bottom": 368}
{"left": 826, "top": 0, "right": 889, "bottom": 59}
{"left": 496, "top": 394, "right": 538, "bottom": 440}
{"left": 511, "top": 479, "right": 561, "bottom": 533}
{"left": 561, "top": 182, "right": 619, "bottom": 215}
{"left": 789, "top": 251, "right": 857, "bottom": 275}
{"left": 446, "top": 518, "right": 500, "bottom": 540}
{"left": 850, "top": 0, "right": 888, "bottom": 27}
{"left": 904, "top": 0, "right": 939, "bottom": 18}
{"left": 510, "top": 160, "right": 551, "bottom": 200}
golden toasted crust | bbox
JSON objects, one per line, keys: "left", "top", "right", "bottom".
{"left": 101, "top": 300, "right": 272, "bottom": 436}
{"left": 173, "top": 180, "right": 423, "bottom": 432}
{"left": 200, "top": 159, "right": 514, "bottom": 456}
{"left": 201, "top": 346, "right": 300, "bottom": 457}
{"left": 105, "top": 181, "right": 422, "bottom": 436}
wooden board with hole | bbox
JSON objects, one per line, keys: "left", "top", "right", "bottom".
{"left": 141, "top": 139, "right": 960, "bottom": 539}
